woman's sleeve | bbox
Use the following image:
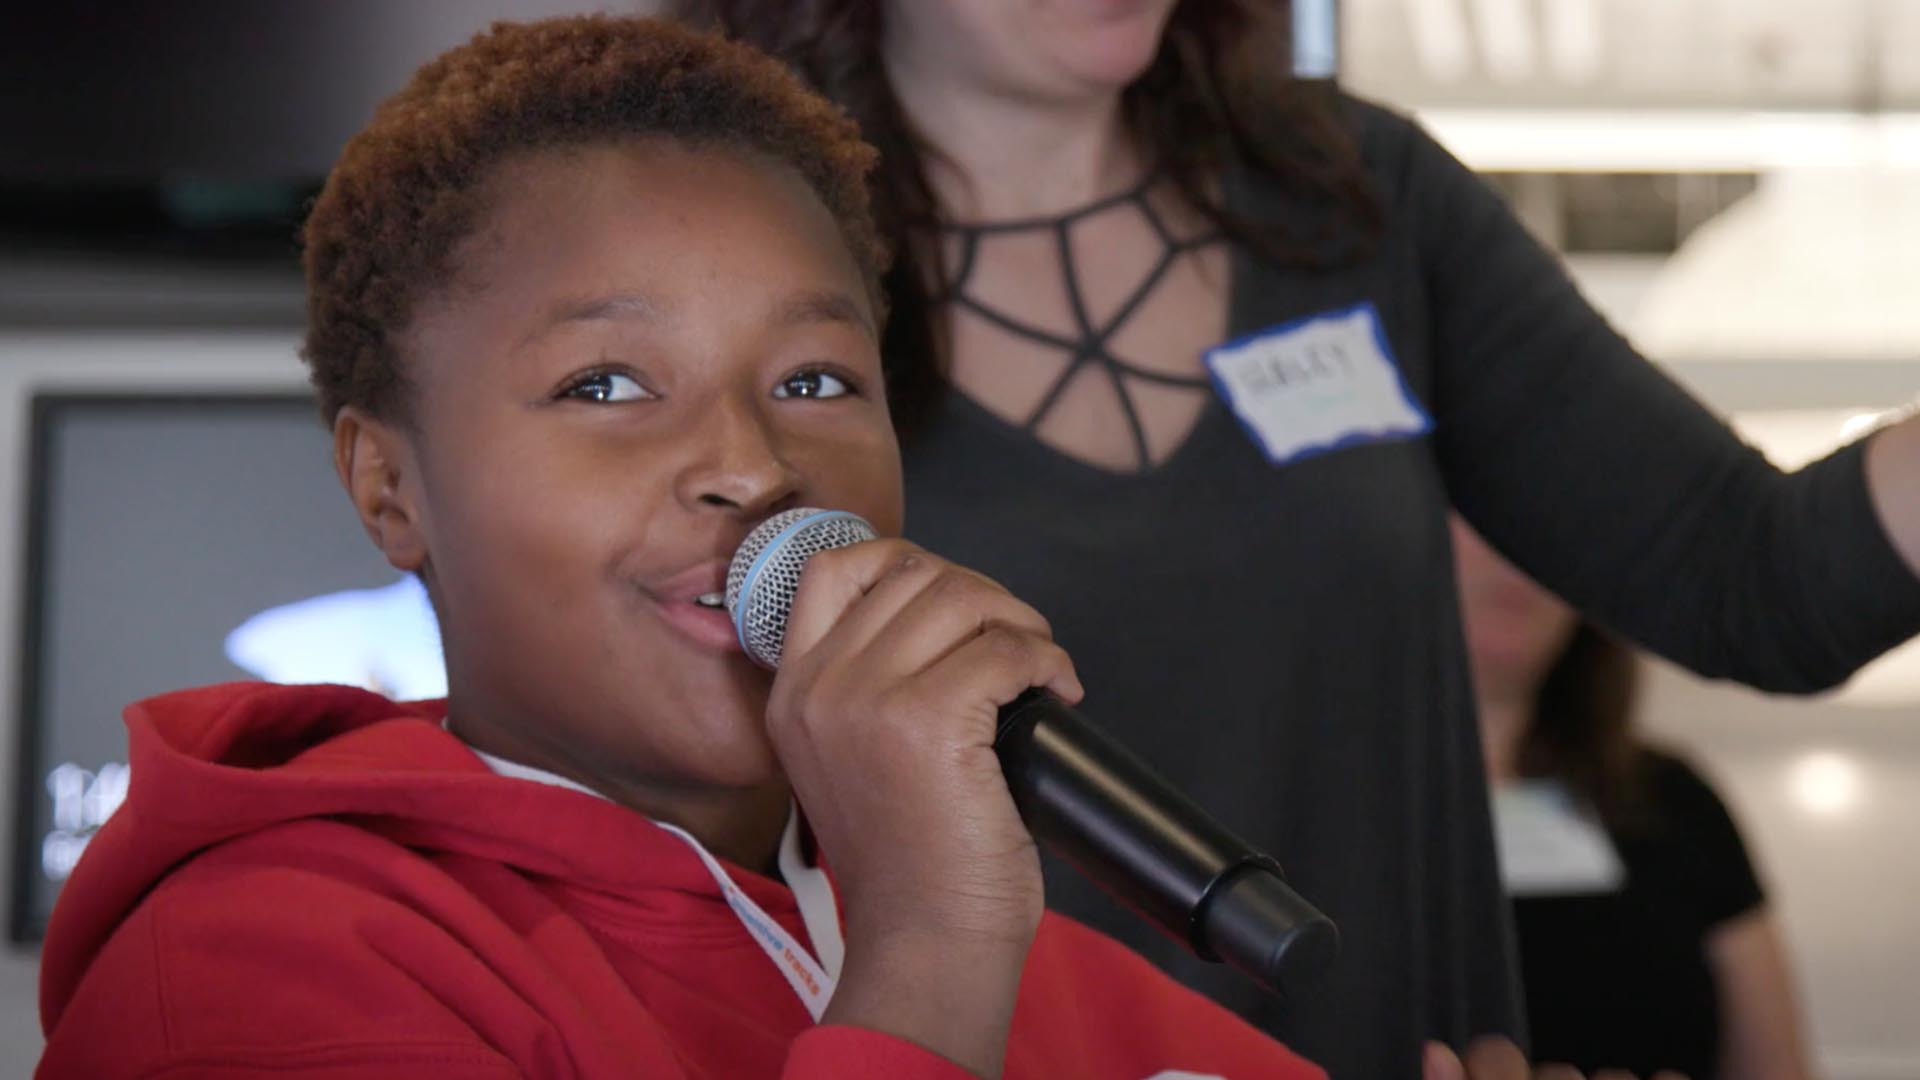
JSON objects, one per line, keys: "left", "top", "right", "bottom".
{"left": 1394, "top": 109, "right": 1920, "bottom": 691}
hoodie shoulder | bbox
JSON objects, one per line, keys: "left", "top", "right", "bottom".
{"left": 1004, "top": 913, "right": 1326, "bottom": 1079}
{"left": 39, "top": 818, "right": 524, "bottom": 1079}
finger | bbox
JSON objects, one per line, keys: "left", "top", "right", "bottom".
{"left": 1423, "top": 1042, "right": 1466, "bottom": 1080}
{"left": 851, "top": 568, "right": 1056, "bottom": 688}
{"left": 1463, "top": 1036, "right": 1530, "bottom": 1080}
{"left": 781, "top": 543, "right": 1030, "bottom": 673}
{"left": 911, "top": 628, "right": 1083, "bottom": 730}
{"left": 778, "top": 538, "right": 925, "bottom": 664}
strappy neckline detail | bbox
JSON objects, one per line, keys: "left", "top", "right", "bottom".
{"left": 927, "top": 167, "right": 1166, "bottom": 235}
{"left": 923, "top": 172, "right": 1226, "bottom": 473}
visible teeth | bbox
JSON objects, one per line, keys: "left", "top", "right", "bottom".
{"left": 694, "top": 592, "right": 725, "bottom": 609}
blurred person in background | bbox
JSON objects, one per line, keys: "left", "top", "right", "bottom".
{"left": 1457, "top": 514, "right": 1816, "bottom": 1080}
{"left": 674, "top": 1, "right": 1920, "bottom": 1076}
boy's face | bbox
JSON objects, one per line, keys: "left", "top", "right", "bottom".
{"left": 357, "top": 141, "right": 901, "bottom": 795}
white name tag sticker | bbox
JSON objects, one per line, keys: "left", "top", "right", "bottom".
{"left": 1204, "top": 302, "right": 1432, "bottom": 465}
{"left": 1491, "top": 780, "right": 1627, "bottom": 898}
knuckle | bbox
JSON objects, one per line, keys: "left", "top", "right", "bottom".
{"left": 804, "top": 544, "right": 855, "bottom": 580}
{"left": 967, "top": 584, "right": 1043, "bottom": 635}
{"left": 1040, "top": 641, "right": 1074, "bottom": 671}
{"left": 868, "top": 540, "right": 934, "bottom": 587}
{"left": 968, "top": 565, "right": 1010, "bottom": 590}
{"left": 980, "top": 626, "right": 1034, "bottom": 663}
{"left": 928, "top": 567, "right": 977, "bottom": 601}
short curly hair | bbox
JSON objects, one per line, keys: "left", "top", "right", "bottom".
{"left": 301, "top": 15, "right": 887, "bottom": 425}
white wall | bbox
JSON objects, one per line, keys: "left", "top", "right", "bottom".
{"left": 1567, "top": 254, "right": 1920, "bottom": 1080}
{"left": 1345, "top": 0, "right": 1920, "bottom": 109}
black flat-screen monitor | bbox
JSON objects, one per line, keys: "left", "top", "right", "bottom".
{"left": 11, "top": 391, "right": 445, "bottom": 941}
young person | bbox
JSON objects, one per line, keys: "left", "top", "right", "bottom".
{"left": 673, "top": 2, "right": 1920, "bottom": 1074}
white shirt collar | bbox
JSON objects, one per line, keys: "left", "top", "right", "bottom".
{"left": 437, "top": 715, "right": 846, "bottom": 1013}
{"left": 444, "top": 717, "right": 611, "bottom": 803}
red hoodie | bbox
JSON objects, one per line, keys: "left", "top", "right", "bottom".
{"left": 39, "top": 682, "right": 1323, "bottom": 1079}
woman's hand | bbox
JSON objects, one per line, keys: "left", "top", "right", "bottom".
{"left": 767, "top": 538, "right": 1083, "bottom": 1078}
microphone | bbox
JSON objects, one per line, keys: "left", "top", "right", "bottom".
{"left": 726, "top": 508, "right": 1339, "bottom": 999}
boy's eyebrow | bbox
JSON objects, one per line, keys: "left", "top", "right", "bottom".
{"left": 517, "top": 292, "right": 663, "bottom": 349}
{"left": 547, "top": 292, "right": 662, "bottom": 327}
{"left": 774, "top": 289, "right": 875, "bottom": 342}
{"left": 525, "top": 288, "right": 874, "bottom": 344}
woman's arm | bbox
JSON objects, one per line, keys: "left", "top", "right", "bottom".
{"left": 1378, "top": 100, "right": 1920, "bottom": 691}
{"left": 1708, "top": 909, "right": 1816, "bottom": 1080}
{"left": 1867, "top": 416, "right": 1920, "bottom": 578}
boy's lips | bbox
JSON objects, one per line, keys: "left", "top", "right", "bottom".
{"left": 646, "top": 560, "right": 744, "bottom": 654}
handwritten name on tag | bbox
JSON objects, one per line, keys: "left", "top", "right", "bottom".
{"left": 1204, "top": 302, "right": 1431, "bottom": 466}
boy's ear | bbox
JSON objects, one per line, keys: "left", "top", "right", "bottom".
{"left": 333, "top": 406, "right": 429, "bottom": 573}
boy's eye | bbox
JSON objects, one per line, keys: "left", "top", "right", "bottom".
{"left": 773, "top": 370, "right": 853, "bottom": 400}
{"left": 562, "top": 371, "right": 653, "bottom": 403}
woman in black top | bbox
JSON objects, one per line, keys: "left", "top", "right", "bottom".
{"left": 672, "top": 3, "right": 1920, "bottom": 1076}
{"left": 1455, "top": 518, "right": 1815, "bottom": 1080}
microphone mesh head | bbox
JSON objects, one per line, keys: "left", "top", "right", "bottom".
{"left": 726, "top": 508, "right": 878, "bottom": 668}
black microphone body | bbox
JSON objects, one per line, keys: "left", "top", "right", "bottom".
{"left": 725, "top": 508, "right": 1337, "bottom": 999}
{"left": 995, "top": 688, "right": 1337, "bottom": 999}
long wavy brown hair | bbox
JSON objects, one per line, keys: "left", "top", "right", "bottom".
{"left": 1524, "top": 625, "right": 1650, "bottom": 832}
{"left": 669, "top": 0, "right": 1381, "bottom": 437}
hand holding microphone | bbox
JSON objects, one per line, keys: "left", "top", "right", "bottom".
{"left": 739, "top": 514, "right": 1080, "bottom": 1078}
{"left": 732, "top": 509, "right": 1338, "bottom": 1003}
{"left": 757, "top": 528, "right": 1078, "bottom": 947}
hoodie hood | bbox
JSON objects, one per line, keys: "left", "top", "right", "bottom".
{"left": 39, "top": 680, "right": 794, "bottom": 1032}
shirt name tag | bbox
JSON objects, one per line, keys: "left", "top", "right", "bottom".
{"left": 1204, "top": 302, "right": 1432, "bottom": 465}
{"left": 1491, "top": 780, "right": 1627, "bottom": 897}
